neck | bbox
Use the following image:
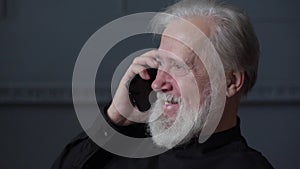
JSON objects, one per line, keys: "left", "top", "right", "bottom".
{"left": 214, "top": 94, "right": 241, "bottom": 133}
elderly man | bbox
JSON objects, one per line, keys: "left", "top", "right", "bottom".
{"left": 52, "top": 0, "right": 274, "bottom": 168}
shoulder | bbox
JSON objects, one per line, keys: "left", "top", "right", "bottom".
{"left": 50, "top": 131, "right": 112, "bottom": 169}
{"left": 216, "top": 142, "right": 274, "bottom": 169}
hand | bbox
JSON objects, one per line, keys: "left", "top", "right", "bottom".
{"left": 107, "top": 50, "right": 159, "bottom": 126}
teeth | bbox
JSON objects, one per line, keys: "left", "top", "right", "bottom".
{"left": 173, "top": 97, "right": 179, "bottom": 103}
{"left": 157, "top": 92, "right": 181, "bottom": 105}
{"left": 164, "top": 95, "right": 180, "bottom": 104}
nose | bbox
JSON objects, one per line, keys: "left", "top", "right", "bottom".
{"left": 151, "top": 69, "right": 173, "bottom": 92}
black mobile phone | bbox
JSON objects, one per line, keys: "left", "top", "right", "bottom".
{"left": 128, "top": 68, "right": 158, "bottom": 112}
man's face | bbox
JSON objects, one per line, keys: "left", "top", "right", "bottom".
{"left": 148, "top": 19, "right": 212, "bottom": 148}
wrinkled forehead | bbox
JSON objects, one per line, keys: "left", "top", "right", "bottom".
{"left": 158, "top": 18, "right": 211, "bottom": 66}
{"left": 163, "top": 18, "right": 211, "bottom": 42}
{"left": 158, "top": 40, "right": 199, "bottom": 67}
{"left": 162, "top": 17, "right": 211, "bottom": 47}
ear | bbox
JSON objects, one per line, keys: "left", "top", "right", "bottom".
{"left": 226, "top": 71, "right": 245, "bottom": 97}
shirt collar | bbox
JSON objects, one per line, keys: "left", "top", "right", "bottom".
{"left": 171, "top": 117, "right": 243, "bottom": 153}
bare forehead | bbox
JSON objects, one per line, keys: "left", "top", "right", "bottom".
{"left": 158, "top": 17, "right": 211, "bottom": 65}
{"left": 157, "top": 43, "right": 197, "bottom": 65}
{"left": 158, "top": 33, "right": 200, "bottom": 66}
{"left": 162, "top": 17, "right": 212, "bottom": 42}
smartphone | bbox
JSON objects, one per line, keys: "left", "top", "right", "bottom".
{"left": 128, "top": 68, "right": 158, "bottom": 112}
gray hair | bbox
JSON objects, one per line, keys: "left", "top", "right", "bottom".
{"left": 150, "top": 0, "right": 260, "bottom": 95}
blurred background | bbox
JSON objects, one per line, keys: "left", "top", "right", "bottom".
{"left": 0, "top": 0, "right": 299, "bottom": 169}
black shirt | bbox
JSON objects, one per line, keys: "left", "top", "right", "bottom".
{"left": 51, "top": 118, "right": 274, "bottom": 169}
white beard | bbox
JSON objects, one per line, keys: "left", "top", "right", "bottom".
{"left": 148, "top": 92, "right": 209, "bottom": 149}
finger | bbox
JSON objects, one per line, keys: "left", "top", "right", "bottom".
{"left": 140, "top": 69, "right": 150, "bottom": 80}
{"left": 123, "top": 64, "right": 149, "bottom": 83}
{"left": 132, "top": 51, "right": 159, "bottom": 69}
{"left": 130, "top": 64, "right": 150, "bottom": 80}
{"left": 121, "top": 50, "right": 159, "bottom": 85}
{"left": 132, "top": 57, "right": 158, "bottom": 69}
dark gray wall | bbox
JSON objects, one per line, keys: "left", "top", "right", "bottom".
{"left": 0, "top": 0, "right": 299, "bottom": 169}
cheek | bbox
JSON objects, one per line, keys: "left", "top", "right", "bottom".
{"left": 175, "top": 75, "right": 202, "bottom": 108}
{"left": 168, "top": 76, "right": 181, "bottom": 96}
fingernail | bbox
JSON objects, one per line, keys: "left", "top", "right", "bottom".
{"left": 145, "top": 73, "right": 150, "bottom": 79}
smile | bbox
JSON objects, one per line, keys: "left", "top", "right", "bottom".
{"left": 163, "top": 94, "right": 181, "bottom": 104}
{"left": 160, "top": 94, "right": 181, "bottom": 118}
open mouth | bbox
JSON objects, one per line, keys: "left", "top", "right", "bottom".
{"left": 164, "top": 95, "right": 180, "bottom": 105}
{"left": 162, "top": 95, "right": 181, "bottom": 118}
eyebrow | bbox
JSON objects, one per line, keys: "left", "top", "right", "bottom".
{"left": 156, "top": 53, "right": 184, "bottom": 62}
{"left": 156, "top": 53, "right": 197, "bottom": 68}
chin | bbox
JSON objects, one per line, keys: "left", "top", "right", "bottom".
{"left": 147, "top": 91, "right": 210, "bottom": 149}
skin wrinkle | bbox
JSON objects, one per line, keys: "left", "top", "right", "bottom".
{"left": 148, "top": 17, "right": 215, "bottom": 148}
{"left": 148, "top": 11, "right": 244, "bottom": 147}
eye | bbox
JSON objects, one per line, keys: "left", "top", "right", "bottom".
{"left": 172, "top": 63, "right": 189, "bottom": 75}
{"left": 156, "top": 59, "right": 163, "bottom": 67}
{"left": 174, "top": 63, "right": 185, "bottom": 70}
{"left": 158, "top": 60, "right": 162, "bottom": 66}
{"left": 175, "top": 64, "right": 183, "bottom": 69}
